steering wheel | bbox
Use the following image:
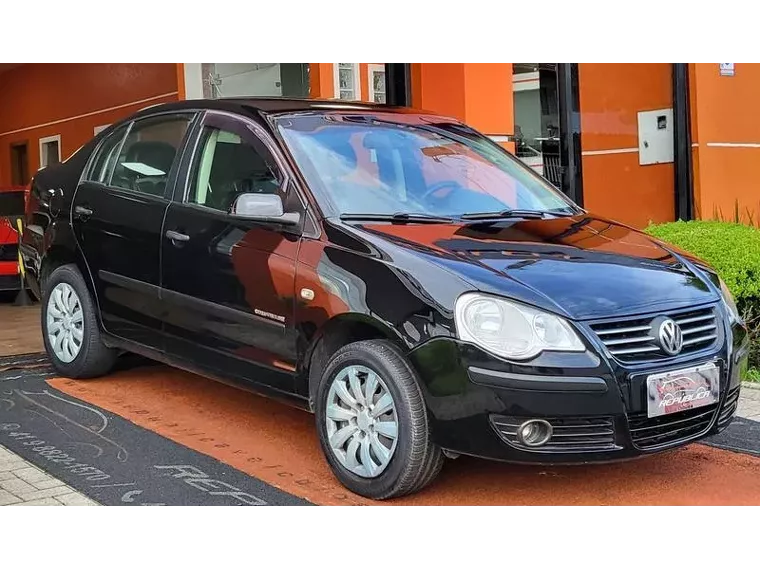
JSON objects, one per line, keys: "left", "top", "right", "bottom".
{"left": 420, "top": 180, "right": 464, "bottom": 202}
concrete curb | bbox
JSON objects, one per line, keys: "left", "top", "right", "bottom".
{"left": 742, "top": 381, "right": 760, "bottom": 390}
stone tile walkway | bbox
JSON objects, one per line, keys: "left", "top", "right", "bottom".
{"left": 737, "top": 383, "right": 760, "bottom": 421}
{"left": 0, "top": 445, "right": 99, "bottom": 506}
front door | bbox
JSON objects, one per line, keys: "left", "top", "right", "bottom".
{"left": 160, "top": 111, "right": 301, "bottom": 392}
{"left": 72, "top": 113, "right": 195, "bottom": 347}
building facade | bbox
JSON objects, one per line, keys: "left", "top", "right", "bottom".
{"left": 0, "top": 62, "right": 756, "bottom": 229}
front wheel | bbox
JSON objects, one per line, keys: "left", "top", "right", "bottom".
{"left": 41, "top": 264, "right": 117, "bottom": 378}
{"left": 315, "top": 339, "right": 443, "bottom": 500}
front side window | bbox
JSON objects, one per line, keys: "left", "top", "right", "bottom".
{"left": 188, "top": 126, "right": 282, "bottom": 213}
{"left": 276, "top": 114, "right": 578, "bottom": 218}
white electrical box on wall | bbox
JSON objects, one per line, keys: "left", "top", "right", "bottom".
{"left": 637, "top": 108, "right": 674, "bottom": 166}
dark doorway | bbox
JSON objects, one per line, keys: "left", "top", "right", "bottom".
{"left": 512, "top": 63, "right": 583, "bottom": 206}
{"left": 512, "top": 64, "right": 562, "bottom": 188}
{"left": 10, "top": 142, "right": 29, "bottom": 186}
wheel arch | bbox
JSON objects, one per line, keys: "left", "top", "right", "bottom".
{"left": 39, "top": 243, "right": 106, "bottom": 339}
{"left": 302, "top": 313, "right": 409, "bottom": 412}
{"left": 40, "top": 245, "right": 91, "bottom": 296}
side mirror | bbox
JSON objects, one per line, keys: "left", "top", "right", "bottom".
{"left": 231, "top": 193, "right": 300, "bottom": 226}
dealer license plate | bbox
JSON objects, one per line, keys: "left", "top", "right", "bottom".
{"left": 645, "top": 362, "right": 720, "bottom": 418}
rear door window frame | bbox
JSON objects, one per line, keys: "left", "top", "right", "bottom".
{"left": 81, "top": 111, "right": 200, "bottom": 202}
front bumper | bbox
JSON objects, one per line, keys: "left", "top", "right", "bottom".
{"left": 408, "top": 311, "right": 749, "bottom": 464}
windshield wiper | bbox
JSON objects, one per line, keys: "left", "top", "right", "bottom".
{"left": 460, "top": 209, "right": 575, "bottom": 221}
{"left": 339, "top": 212, "right": 455, "bottom": 224}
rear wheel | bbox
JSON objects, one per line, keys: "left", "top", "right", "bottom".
{"left": 42, "top": 264, "right": 117, "bottom": 378}
{"left": 315, "top": 339, "right": 443, "bottom": 500}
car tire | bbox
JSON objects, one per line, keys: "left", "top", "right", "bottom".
{"left": 41, "top": 264, "right": 117, "bottom": 378}
{"left": 315, "top": 339, "right": 443, "bottom": 500}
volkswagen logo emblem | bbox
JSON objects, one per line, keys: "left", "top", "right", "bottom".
{"left": 657, "top": 317, "right": 684, "bottom": 355}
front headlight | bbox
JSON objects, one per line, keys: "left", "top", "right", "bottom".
{"left": 454, "top": 292, "right": 585, "bottom": 360}
{"left": 719, "top": 278, "right": 741, "bottom": 323}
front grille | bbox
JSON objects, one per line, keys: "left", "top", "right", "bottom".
{"left": 628, "top": 403, "right": 717, "bottom": 449}
{"left": 590, "top": 305, "right": 719, "bottom": 363}
{"left": 0, "top": 243, "right": 18, "bottom": 262}
{"left": 491, "top": 415, "right": 618, "bottom": 453}
{"left": 717, "top": 386, "right": 741, "bottom": 427}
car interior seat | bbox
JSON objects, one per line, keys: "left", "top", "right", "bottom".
{"left": 117, "top": 141, "right": 177, "bottom": 195}
{"left": 208, "top": 142, "right": 280, "bottom": 212}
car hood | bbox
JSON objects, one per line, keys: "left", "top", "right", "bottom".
{"left": 338, "top": 214, "right": 719, "bottom": 320}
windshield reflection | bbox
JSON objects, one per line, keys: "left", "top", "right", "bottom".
{"left": 277, "top": 114, "right": 578, "bottom": 219}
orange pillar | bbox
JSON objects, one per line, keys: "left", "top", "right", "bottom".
{"left": 309, "top": 63, "right": 335, "bottom": 99}
{"left": 175, "top": 64, "right": 186, "bottom": 100}
{"left": 410, "top": 63, "right": 514, "bottom": 151}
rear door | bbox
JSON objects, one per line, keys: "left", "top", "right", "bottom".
{"left": 72, "top": 113, "right": 195, "bottom": 347}
{"left": 160, "top": 111, "right": 303, "bottom": 391}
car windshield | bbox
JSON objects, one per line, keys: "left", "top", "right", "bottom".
{"left": 275, "top": 113, "right": 578, "bottom": 219}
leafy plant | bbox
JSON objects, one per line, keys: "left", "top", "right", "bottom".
{"left": 645, "top": 219, "right": 760, "bottom": 378}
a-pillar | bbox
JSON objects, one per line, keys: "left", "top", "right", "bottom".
{"left": 410, "top": 63, "right": 514, "bottom": 152}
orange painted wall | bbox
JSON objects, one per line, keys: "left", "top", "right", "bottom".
{"left": 578, "top": 63, "right": 674, "bottom": 228}
{"left": 410, "top": 63, "right": 514, "bottom": 152}
{"left": 0, "top": 63, "right": 179, "bottom": 185}
{"left": 689, "top": 63, "right": 760, "bottom": 222}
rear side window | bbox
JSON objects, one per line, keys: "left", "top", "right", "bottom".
{"left": 86, "top": 124, "right": 129, "bottom": 184}
{"left": 85, "top": 115, "right": 193, "bottom": 194}
{"left": 109, "top": 114, "right": 193, "bottom": 197}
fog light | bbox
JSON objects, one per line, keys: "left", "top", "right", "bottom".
{"left": 516, "top": 419, "right": 553, "bottom": 447}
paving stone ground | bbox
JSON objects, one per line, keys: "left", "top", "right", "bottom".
{"left": 737, "top": 382, "right": 760, "bottom": 421}
{"left": 0, "top": 446, "right": 99, "bottom": 506}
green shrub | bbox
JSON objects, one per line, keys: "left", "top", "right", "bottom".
{"left": 645, "top": 220, "right": 760, "bottom": 375}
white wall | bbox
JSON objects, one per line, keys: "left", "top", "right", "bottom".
{"left": 183, "top": 63, "right": 204, "bottom": 100}
{"left": 213, "top": 63, "right": 283, "bottom": 97}
{"left": 182, "top": 63, "right": 285, "bottom": 99}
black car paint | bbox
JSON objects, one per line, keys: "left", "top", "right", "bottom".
{"left": 21, "top": 97, "right": 749, "bottom": 465}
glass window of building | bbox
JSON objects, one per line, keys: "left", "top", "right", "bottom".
{"left": 368, "top": 64, "right": 386, "bottom": 103}
{"left": 335, "top": 63, "right": 360, "bottom": 100}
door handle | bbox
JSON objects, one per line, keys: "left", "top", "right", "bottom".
{"left": 165, "top": 230, "right": 190, "bottom": 243}
{"left": 74, "top": 205, "right": 93, "bottom": 219}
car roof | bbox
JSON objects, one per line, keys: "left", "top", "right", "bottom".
{"left": 132, "top": 97, "right": 442, "bottom": 121}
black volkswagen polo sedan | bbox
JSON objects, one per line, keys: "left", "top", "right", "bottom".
{"left": 20, "top": 98, "right": 749, "bottom": 500}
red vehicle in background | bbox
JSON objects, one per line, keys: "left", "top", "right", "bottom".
{"left": 0, "top": 186, "right": 29, "bottom": 301}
